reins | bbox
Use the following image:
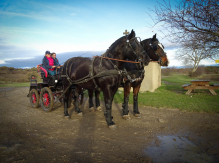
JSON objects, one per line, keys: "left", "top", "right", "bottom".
{"left": 93, "top": 56, "right": 140, "bottom": 64}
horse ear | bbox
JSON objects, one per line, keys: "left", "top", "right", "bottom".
{"left": 152, "top": 34, "right": 156, "bottom": 40}
{"left": 127, "top": 29, "right": 135, "bottom": 40}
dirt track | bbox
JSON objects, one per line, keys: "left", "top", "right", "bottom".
{"left": 0, "top": 87, "right": 219, "bottom": 163}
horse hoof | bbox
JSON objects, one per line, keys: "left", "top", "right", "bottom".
{"left": 96, "top": 106, "right": 102, "bottom": 111}
{"left": 134, "top": 113, "right": 141, "bottom": 118}
{"left": 89, "top": 107, "right": 95, "bottom": 112}
{"left": 122, "top": 115, "right": 131, "bottom": 120}
{"left": 64, "top": 115, "right": 70, "bottom": 119}
{"left": 109, "top": 125, "right": 117, "bottom": 130}
{"left": 77, "top": 112, "right": 83, "bottom": 116}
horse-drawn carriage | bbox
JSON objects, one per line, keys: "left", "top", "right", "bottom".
{"left": 27, "top": 30, "right": 168, "bottom": 129}
{"left": 28, "top": 64, "right": 84, "bottom": 112}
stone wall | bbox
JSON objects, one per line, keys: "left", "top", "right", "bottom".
{"left": 139, "top": 62, "right": 161, "bottom": 92}
{"left": 118, "top": 62, "right": 161, "bottom": 92}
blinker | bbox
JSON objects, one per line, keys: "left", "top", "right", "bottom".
{"left": 153, "top": 44, "right": 158, "bottom": 51}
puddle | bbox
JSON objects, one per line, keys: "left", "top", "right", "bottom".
{"left": 145, "top": 135, "right": 213, "bottom": 163}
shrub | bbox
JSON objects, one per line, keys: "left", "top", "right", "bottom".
{"left": 16, "top": 78, "right": 27, "bottom": 82}
{"left": 162, "top": 68, "right": 173, "bottom": 76}
{"left": 26, "top": 71, "right": 41, "bottom": 81}
{"left": 0, "top": 66, "right": 8, "bottom": 70}
{"left": 11, "top": 78, "right": 17, "bottom": 82}
{"left": 30, "top": 67, "right": 38, "bottom": 71}
{"left": 188, "top": 66, "right": 205, "bottom": 77}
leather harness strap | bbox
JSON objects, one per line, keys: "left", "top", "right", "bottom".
{"left": 93, "top": 56, "right": 140, "bottom": 63}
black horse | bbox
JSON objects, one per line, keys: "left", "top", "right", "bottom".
{"left": 87, "top": 34, "right": 168, "bottom": 120}
{"left": 61, "top": 30, "right": 150, "bottom": 129}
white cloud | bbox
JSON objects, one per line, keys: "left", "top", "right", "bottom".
{"left": 0, "top": 60, "right": 6, "bottom": 64}
{"left": 165, "top": 49, "right": 183, "bottom": 67}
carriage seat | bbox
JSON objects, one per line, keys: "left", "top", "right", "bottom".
{"left": 37, "top": 64, "right": 50, "bottom": 78}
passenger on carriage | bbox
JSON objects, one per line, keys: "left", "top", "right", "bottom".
{"left": 51, "top": 52, "right": 60, "bottom": 66}
{"left": 42, "top": 51, "right": 59, "bottom": 76}
{"left": 51, "top": 52, "right": 61, "bottom": 74}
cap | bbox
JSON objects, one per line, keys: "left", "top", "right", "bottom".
{"left": 45, "top": 51, "right": 51, "bottom": 55}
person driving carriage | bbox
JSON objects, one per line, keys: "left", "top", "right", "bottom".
{"left": 51, "top": 52, "right": 60, "bottom": 66}
{"left": 42, "top": 51, "right": 60, "bottom": 76}
{"left": 51, "top": 52, "right": 62, "bottom": 74}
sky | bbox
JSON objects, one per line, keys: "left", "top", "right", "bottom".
{"left": 0, "top": 0, "right": 216, "bottom": 68}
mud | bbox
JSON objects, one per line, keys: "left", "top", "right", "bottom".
{"left": 0, "top": 87, "right": 219, "bottom": 163}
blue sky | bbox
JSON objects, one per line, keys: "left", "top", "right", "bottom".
{"left": 0, "top": 0, "right": 215, "bottom": 68}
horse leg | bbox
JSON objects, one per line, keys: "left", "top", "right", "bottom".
{"left": 103, "top": 89, "right": 117, "bottom": 129}
{"left": 74, "top": 87, "right": 83, "bottom": 116}
{"left": 133, "top": 85, "right": 141, "bottom": 117}
{"left": 122, "top": 84, "right": 131, "bottom": 120}
{"left": 95, "top": 90, "right": 102, "bottom": 111}
{"left": 63, "top": 86, "right": 71, "bottom": 118}
{"left": 88, "top": 90, "right": 95, "bottom": 112}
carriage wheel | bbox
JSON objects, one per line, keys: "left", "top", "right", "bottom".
{"left": 29, "top": 89, "right": 39, "bottom": 108}
{"left": 40, "top": 87, "right": 54, "bottom": 112}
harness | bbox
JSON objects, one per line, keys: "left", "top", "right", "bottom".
{"left": 61, "top": 37, "right": 146, "bottom": 92}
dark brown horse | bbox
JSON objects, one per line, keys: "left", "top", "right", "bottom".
{"left": 141, "top": 34, "right": 168, "bottom": 67}
{"left": 61, "top": 30, "right": 150, "bottom": 129}
{"left": 121, "top": 34, "right": 168, "bottom": 119}
{"left": 87, "top": 34, "right": 168, "bottom": 120}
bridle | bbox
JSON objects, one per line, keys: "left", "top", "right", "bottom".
{"left": 124, "top": 37, "right": 147, "bottom": 68}
{"left": 149, "top": 39, "right": 166, "bottom": 57}
{"left": 142, "top": 38, "right": 166, "bottom": 65}
{"left": 120, "top": 36, "right": 149, "bottom": 83}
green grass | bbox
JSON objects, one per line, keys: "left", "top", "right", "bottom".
{"left": 0, "top": 82, "right": 30, "bottom": 87}
{"left": 96, "top": 75, "right": 219, "bottom": 113}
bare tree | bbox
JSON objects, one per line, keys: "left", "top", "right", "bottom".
{"left": 150, "top": 0, "right": 219, "bottom": 50}
{"left": 176, "top": 40, "right": 218, "bottom": 74}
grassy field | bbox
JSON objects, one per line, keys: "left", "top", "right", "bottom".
{"left": 1, "top": 75, "right": 219, "bottom": 113}
{"left": 97, "top": 75, "right": 219, "bottom": 113}
{"left": 0, "top": 81, "right": 30, "bottom": 87}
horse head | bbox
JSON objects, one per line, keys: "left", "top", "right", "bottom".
{"left": 151, "top": 34, "right": 169, "bottom": 66}
{"left": 125, "top": 30, "right": 150, "bottom": 67}
{"left": 141, "top": 34, "right": 169, "bottom": 66}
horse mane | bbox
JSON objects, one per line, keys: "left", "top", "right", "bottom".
{"left": 103, "top": 36, "right": 126, "bottom": 57}
{"left": 108, "top": 36, "right": 125, "bottom": 51}
{"left": 141, "top": 38, "right": 150, "bottom": 45}
{"left": 141, "top": 36, "right": 159, "bottom": 45}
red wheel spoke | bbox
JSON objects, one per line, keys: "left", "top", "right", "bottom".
{"left": 32, "top": 94, "right": 36, "bottom": 104}
{"left": 43, "top": 92, "right": 50, "bottom": 107}
{"left": 40, "top": 87, "right": 54, "bottom": 112}
{"left": 30, "top": 89, "right": 39, "bottom": 108}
